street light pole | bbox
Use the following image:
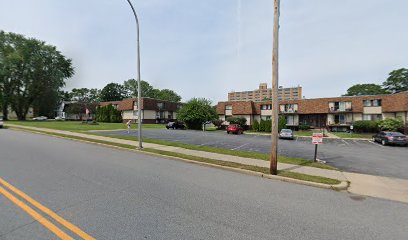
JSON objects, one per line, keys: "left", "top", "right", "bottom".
{"left": 126, "top": 0, "right": 142, "bottom": 149}
{"left": 270, "top": 0, "right": 280, "bottom": 175}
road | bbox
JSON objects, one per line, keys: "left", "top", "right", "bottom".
{"left": 1, "top": 129, "right": 407, "bottom": 239}
{"left": 96, "top": 129, "right": 408, "bottom": 180}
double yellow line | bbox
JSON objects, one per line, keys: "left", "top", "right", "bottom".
{"left": 0, "top": 177, "right": 95, "bottom": 240}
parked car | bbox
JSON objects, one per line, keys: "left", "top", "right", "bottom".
{"left": 226, "top": 124, "right": 244, "bottom": 134}
{"left": 32, "top": 116, "right": 48, "bottom": 121}
{"left": 0, "top": 116, "right": 3, "bottom": 128}
{"left": 54, "top": 116, "right": 65, "bottom": 121}
{"left": 372, "top": 131, "right": 408, "bottom": 146}
{"left": 279, "top": 129, "right": 294, "bottom": 140}
{"left": 166, "top": 121, "right": 185, "bottom": 130}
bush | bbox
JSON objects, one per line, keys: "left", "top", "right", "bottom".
{"left": 212, "top": 119, "right": 224, "bottom": 129}
{"left": 378, "top": 118, "right": 404, "bottom": 131}
{"left": 278, "top": 115, "right": 286, "bottom": 132}
{"left": 252, "top": 120, "right": 260, "bottom": 131}
{"left": 226, "top": 117, "right": 247, "bottom": 127}
{"left": 96, "top": 104, "right": 122, "bottom": 123}
{"left": 299, "top": 124, "right": 310, "bottom": 130}
{"left": 353, "top": 120, "right": 379, "bottom": 133}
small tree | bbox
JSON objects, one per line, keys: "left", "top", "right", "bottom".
{"left": 212, "top": 119, "right": 224, "bottom": 129}
{"left": 278, "top": 115, "right": 286, "bottom": 132}
{"left": 378, "top": 118, "right": 404, "bottom": 131}
{"left": 252, "top": 120, "right": 260, "bottom": 131}
{"left": 177, "top": 98, "right": 217, "bottom": 130}
{"left": 96, "top": 104, "right": 122, "bottom": 123}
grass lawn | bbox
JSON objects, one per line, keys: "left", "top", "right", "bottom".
{"left": 332, "top": 132, "right": 373, "bottom": 139}
{"left": 91, "top": 133, "right": 337, "bottom": 170}
{"left": 7, "top": 120, "right": 165, "bottom": 131}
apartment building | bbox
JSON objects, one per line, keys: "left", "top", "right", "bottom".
{"left": 100, "top": 98, "right": 183, "bottom": 124}
{"left": 228, "top": 83, "right": 302, "bottom": 102}
{"left": 217, "top": 91, "right": 408, "bottom": 131}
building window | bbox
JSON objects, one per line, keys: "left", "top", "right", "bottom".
{"left": 261, "top": 116, "right": 271, "bottom": 120}
{"left": 363, "top": 114, "right": 382, "bottom": 121}
{"left": 286, "top": 115, "right": 295, "bottom": 125}
{"left": 280, "top": 104, "right": 297, "bottom": 113}
{"left": 157, "top": 103, "right": 165, "bottom": 109}
{"left": 364, "top": 99, "right": 382, "bottom": 107}
{"left": 261, "top": 104, "right": 271, "bottom": 110}
{"left": 334, "top": 114, "right": 346, "bottom": 124}
{"left": 226, "top": 105, "right": 232, "bottom": 110}
{"left": 330, "top": 102, "right": 352, "bottom": 112}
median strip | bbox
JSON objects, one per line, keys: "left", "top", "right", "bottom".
{"left": 0, "top": 177, "right": 95, "bottom": 240}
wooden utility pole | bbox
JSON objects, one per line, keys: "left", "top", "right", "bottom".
{"left": 270, "top": 0, "right": 280, "bottom": 175}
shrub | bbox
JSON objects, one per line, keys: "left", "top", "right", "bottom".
{"left": 378, "top": 118, "right": 404, "bottom": 131}
{"left": 96, "top": 104, "right": 122, "bottom": 123}
{"left": 252, "top": 120, "right": 260, "bottom": 131}
{"left": 226, "top": 117, "right": 247, "bottom": 127}
{"left": 212, "top": 119, "right": 224, "bottom": 129}
{"left": 353, "top": 120, "right": 379, "bottom": 133}
{"left": 177, "top": 98, "right": 217, "bottom": 130}
{"left": 299, "top": 124, "right": 310, "bottom": 130}
{"left": 278, "top": 115, "right": 286, "bottom": 132}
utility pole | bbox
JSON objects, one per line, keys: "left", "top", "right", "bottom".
{"left": 126, "top": 0, "right": 143, "bottom": 149}
{"left": 270, "top": 0, "right": 280, "bottom": 175}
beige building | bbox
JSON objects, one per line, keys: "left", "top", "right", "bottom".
{"left": 228, "top": 83, "right": 302, "bottom": 102}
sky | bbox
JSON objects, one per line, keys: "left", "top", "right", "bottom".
{"left": 0, "top": 0, "right": 407, "bottom": 103}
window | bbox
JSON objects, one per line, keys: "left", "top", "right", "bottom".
{"left": 261, "top": 104, "right": 271, "bottom": 110}
{"left": 363, "top": 114, "right": 382, "bottom": 121}
{"left": 364, "top": 99, "right": 382, "bottom": 107}
{"left": 157, "top": 103, "right": 164, "bottom": 109}
{"left": 226, "top": 105, "right": 232, "bottom": 110}
{"left": 334, "top": 114, "right": 346, "bottom": 124}
{"left": 261, "top": 116, "right": 271, "bottom": 120}
{"left": 286, "top": 115, "right": 295, "bottom": 125}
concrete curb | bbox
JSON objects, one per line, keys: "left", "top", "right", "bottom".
{"left": 9, "top": 125, "right": 349, "bottom": 191}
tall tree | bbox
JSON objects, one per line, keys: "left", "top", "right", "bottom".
{"left": 155, "top": 89, "right": 181, "bottom": 102}
{"left": 69, "top": 88, "right": 100, "bottom": 103}
{"left": 100, "top": 83, "right": 126, "bottom": 102}
{"left": 383, "top": 68, "right": 408, "bottom": 93}
{"left": 343, "top": 84, "right": 387, "bottom": 96}
{"left": 0, "top": 31, "right": 74, "bottom": 120}
{"left": 123, "top": 79, "right": 154, "bottom": 98}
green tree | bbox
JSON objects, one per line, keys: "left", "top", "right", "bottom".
{"left": 0, "top": 31, "right": 74, "bottom": 120}
{"left": 124, "top": 79, "right": 154, "bottom": 98}
{"left": 100, "top": 83, "right": 127, "bottom": 102}
{"left": 343, "top": 84, "right": 387, "bottom": 96}
{"left": 252, "top": 120, "right": 260, "bottom": 131}
{"left": 155, "top": 89, "right": 181, "bottom": 102}
{"left": 177, "top": 98, "right": 217, "bottom": 130}
{"left": 226, "top": 117, "right": 247, "bottom": 127}
{"left": 383, "top": 68, "right": 408, "bottom": 93}
{"left": 96, "top": 104, "right": 122, "bottom": 123}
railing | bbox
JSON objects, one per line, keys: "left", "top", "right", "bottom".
{"left": 328, "top": 108, "right": 352, "bottom": 113}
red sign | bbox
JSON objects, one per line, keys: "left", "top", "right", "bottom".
{"left": 312, "top": 133, "right": 323, "bottom": 145}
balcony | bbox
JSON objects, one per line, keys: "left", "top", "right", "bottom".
{"left": 329, "top": 107, "right": 352, "bottom": 113}
{"left": 280, "top": 109, "right": 298, "bottom": 114}
{"left": 328, "top": 121, "right": 352, "bottom": 126}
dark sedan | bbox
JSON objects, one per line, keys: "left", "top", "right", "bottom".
{"left": 373, "top": 131, "right": 408, "bottom": 146}
{"left": 166, "top": 121, "right": 185, "bottom": 130}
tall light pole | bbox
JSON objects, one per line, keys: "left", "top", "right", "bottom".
{"left": 270, "top": 0, "right": 280, "bottom": 175}
{"left": 126, "top": 0, "right": 143, "bottom": 149}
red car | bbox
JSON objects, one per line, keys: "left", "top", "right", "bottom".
{"left": 226, "top": 124, "right": 244, "bottom": 134}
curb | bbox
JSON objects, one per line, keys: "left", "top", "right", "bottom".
{"left": 8, "top": 125, "right": 349, "bottom": 191}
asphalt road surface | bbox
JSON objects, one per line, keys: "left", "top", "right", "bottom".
{"left": 1, "top": 129, "right": 407, "bottom": 239}
{"left": 97, "top": 129, "right": 408, "bottom": 179}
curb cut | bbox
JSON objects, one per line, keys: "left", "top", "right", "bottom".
{"left": 8, "top": 125, "right": 349, "bottom": 192}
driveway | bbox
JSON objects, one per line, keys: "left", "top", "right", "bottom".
{"left": 95, "top": 129, "right": 408, "bottom": 179}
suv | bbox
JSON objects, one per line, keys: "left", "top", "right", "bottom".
{"left": 166, "top": 121, "right": 185, "bottom": 130}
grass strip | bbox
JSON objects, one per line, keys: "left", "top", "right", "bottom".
{"left": 91, "top": 133, "right": 337, "bottom": 171}
{"left": 11, "top": 127, "right": 341, "bottom": 186}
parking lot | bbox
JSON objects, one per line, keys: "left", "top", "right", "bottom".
{"left": 96, "top": 129, "right": 408, "bottom": 179}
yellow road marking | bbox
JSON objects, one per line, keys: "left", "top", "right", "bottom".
{"left": 0, "top": 177, "right": 95, "bottom": 240}
{"left": 0, "top": 186, "right": 74, "bottom": 240}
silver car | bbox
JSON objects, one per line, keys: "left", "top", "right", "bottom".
{"left": 279, "top": 129, "right": 294, "bottom": 140}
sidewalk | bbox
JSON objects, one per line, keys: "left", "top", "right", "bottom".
{"left": 6, "top": 124, "right": 408, "bottom": 203}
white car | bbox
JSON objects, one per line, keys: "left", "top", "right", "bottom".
{"left": 0, "top": 116, "right": 3, "bottom": 128}
{"left": 32, "top": 116, "right": 48, "bottom": 121}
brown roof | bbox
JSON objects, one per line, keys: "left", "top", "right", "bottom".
{"left": 100, "top": 98, "right": 182, "bottom": 112}
{"left": 217, "top": 92, "right": 408, "bottom": 115}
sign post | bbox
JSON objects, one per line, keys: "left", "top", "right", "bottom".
{"left": 312, "top": 132, "right": 323, "bottom": 162}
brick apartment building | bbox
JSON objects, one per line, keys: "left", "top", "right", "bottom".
{"left": 100, "top": 98, "right": 183, "bottom": 124}
{"left": 228, "top": 83, "right": 302, "bottom": 102}
{"left": 217, "top": 92, "right": 408, "bottom": 131}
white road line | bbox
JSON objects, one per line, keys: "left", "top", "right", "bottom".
{"left": 341, "top": 139, "right": 350, "bottom": 145}
{"left": 231, "top": 142, "right": 252, "bottom": 151}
